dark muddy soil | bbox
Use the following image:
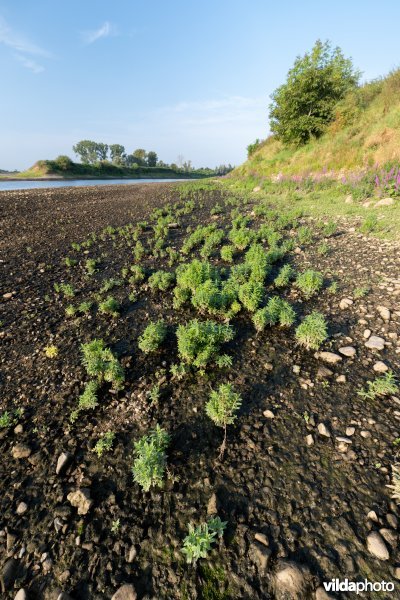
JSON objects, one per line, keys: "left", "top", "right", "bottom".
{"left": 0, "top": 183, "right": 400, "bottom": 600}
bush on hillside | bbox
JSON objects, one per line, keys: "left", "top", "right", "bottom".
{"left": 269, "top": 40, "right": 360, "bottom": 146}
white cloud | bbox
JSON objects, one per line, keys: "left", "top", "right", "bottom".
{"left": 0, "top": 15, "right": 50, "bottom": 57}
{"left": 0, "top": 15, "right": 50, "bottom": 73}
{"left": 81, "top": 21, "right": 115, "bottom": 44}
{"left": 14, "top": 53, "right": 44, "bottom": 73}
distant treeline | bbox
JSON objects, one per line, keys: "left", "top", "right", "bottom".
{"left": 67, "top": 140, "right": 233, "bottom": 176}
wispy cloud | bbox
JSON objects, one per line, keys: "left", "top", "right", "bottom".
{"left": 81, "top": 21, "right": 116, "bottom": 44}
{"left": 0, "top": 15, "right": 50, "bottom": 73}
{"left": 13, "top": 53, "right": 44, "bottom": 73}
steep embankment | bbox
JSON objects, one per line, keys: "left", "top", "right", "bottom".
{"left": 236, "top": 69, "right": 400, "bottom": 179}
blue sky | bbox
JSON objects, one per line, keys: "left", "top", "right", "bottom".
{"left": 1, "top": 0, "right": 400, "bottom": 170}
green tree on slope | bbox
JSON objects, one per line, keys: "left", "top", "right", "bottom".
{"left": 269, "top": 40, "right": 360, "bottom": 146}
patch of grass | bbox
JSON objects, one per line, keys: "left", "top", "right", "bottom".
{"left": 176, "top": 319, "right": 234, "bottom": 370}
{"left": 295, "top": 269, "right": 324, "bottom": 299}
{"left": 148, "top": 270, "right": 175, "bottom": 292}
{"left": 132, "top": 425, "right": 170, "bottom": 492}
{"left": 181, "top": 517, "right": 227, "bottom": 565}
{"left": 93, "top": 431, "right": 115, "bottom": 457}
{"left": 295, "top": 311, "right": 328, "bottom": 350}
{"left": 138, "top": 320, "right": 167, "bottom": 353}
{"left": 358, "top": 371, "right": 398, "bottom": 400}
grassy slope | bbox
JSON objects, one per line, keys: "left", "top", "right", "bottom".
{"left": 228, "top": 70, "right": 400, "bottom": 239}
{"left": 236, "top": 70, "right": 400, "bottom": 178}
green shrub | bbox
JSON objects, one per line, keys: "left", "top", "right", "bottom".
{"left": 174, "top": 260, "right": 220, "bottom": 308}
{"left": 296, "top": 226, "right": 314, "bottom": 245}
{"left": 181, "top": 517, "right": 227, "bottom": 565}
{"left": 71, "top": 380, "right": 100, "bottom": 421}
{"left": 295, "top": 312, "right": 328, "bottom": 349}
{"left": 182, "top": 224, "right": 217, "bottom": 255}
{"left": 129, "top": 264, "right": 146, "bottom": 283}
{"left": 358, "top": 371, "right": 398, "bottom": 400}
{"left": 81, "top": 339, "right": 124, "bottom": 389}
{"left": 98, "top": 296, "right": 120, "bottom": 317}
{"left": 132, "top": 425, "right": 170, "bottom": 491}
{"left": 229, "top": 226, "right": 253, "bottom": 250}
{"left": 220, "top": 244, "right": 236, "bottom": 263}
{"left": 85, "top": 258, "right": 98, "bottom": 275}
{"left": 238, "top": 281, "right": 264, "bottom": 312}
{"left": 148, "top": 270, "right": 175, "bottom": 292}
{"left": 176, "top": 319, "right": 234, "bottom": 370}
{"left": 138, "top": 320, "right": 167, "bottom": 353}
{"left": 295, "top": 270, "right": 323, "bottom": 299}
{"left": 200, "top": 229, "right": 224, "bottom": 258}
{"left": 0, "top": 411, "right": 12, "bottom": 429}
{"left": 252, "top": 297, "right": 295, "bottom": 331}
{"left": 94, "top": 431, "right": 115, "bottom": 457}
{"left": 100, "top": 278, "right": 122, "bottom": 293}
{"left": 206, "top": 383, "right": 242, "bottom": 428}
{"left": 274, "top": 264, "right": 295, "bottom": 287}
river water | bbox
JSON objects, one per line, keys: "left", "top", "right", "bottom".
{"left": 0, "top": 178, "right": 186, "bottom": 192}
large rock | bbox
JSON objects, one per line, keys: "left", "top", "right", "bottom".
{"left": 248, "top": 541, "right": 271, "bottom": 573}
{"left": 56, "top": 452, "right": 72, "bottom": 475}
{"left": 375, "top": 197, "right": 394, "bottom": 207}
{"left": 111, "top": 584, "right": 137, "bottom": 600}
{"left": 316, "top": 352, "right": 342, "bottom": 365}
{"left": 274, "top": 560, "right": 312, "bottom": 599}
{"left": 366, "top": 531, "right": 389, "bottom": 560}
{"left": 67, "top": 489, "right": 93, "bottom": 515}
{"left": 365, "top": 336, "right": 385, "bottom": 350}
{"left": 377, "top": 306, "right": 391, "bottom": 321}
{"left": 12, "top": 444, "right": 31, "bottom": 459}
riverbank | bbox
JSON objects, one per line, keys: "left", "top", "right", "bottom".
{"left": 1, "top": 181, "right": 399, "bottom": 599}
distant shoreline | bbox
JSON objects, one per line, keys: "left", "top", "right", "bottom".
{"left": 0, "top": 173, "right": 204, "bottom": 182}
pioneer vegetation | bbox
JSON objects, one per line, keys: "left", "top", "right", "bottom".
{"left": 0, "top": 41, "right": 400, "bottom": 600}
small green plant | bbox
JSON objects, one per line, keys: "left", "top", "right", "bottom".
{"left": 129, "top": 265, "right": 146, "bottom": 284}
{"left": 328, "top": 280, "right": 339, "bottom": 294}
{"left": 44, "top": 345, "right": 58, "bottom": 358}
{"left": 81, "top": 339, "right": 125, "bottom": 389}
{"left": 360, "top": 214, "right": 378, "bottom": 234}
{"left": 55, "top": 282, "right": 75, "bottom": 298}
{"left": 238, "top": 281, "right": 264, "bottom": 312}
{"left": 71, "top": 380, "right": 99, "bottom": 421}
{"left": 206, "top": 383, "right": 242, "bottom": 457}
{"left": 98, "top": 296, "right": 120, "bottom": 317}
{"left": 322, "top": 220, "right": 337, "bottom": 237}
{"left": 252, "top": 297, "right": 296, "bottom": 331}
{"left": 220, "top": 244, "right": 236, "bottom": 263}
{"left": 78, "top": 301, "right": 92, "bottom": 314}
{"left": 132, "top": 425, "right": 170, "bottom": 492}
{"left": 296, "top": 226, "right": 314, "bottom": 245}
{"left": 274, "top": 264, "right": 294, "bottom": 288}
{"left": 65, "top": 257, "right": 78, "bottom": 267}
{"left": 93, "top": 431, "right": 115, "bottom": 457}
{"left": 148, "top": 270, "right": 175, "bottom": 292}
{"left": 0, "top": 411, "right": 12, "bottom": 429}
{"left": 353, "top": 285, "right": 370, "bottom": 299}
{"left": 85, "top": 258, "right": 98, "bottom": 275}
{"left": 111, "top": 519, "right": 120, "bottom": 533}
{"left": 295, "top": 270, "right": 323, "bottom": 299}
{"left": 138, "top": 320, "right": 167, "bottom": 353}
{"left": 317, "top": 241, "right": 329, "bottom": 256}
{"left": 148, "top": 384, "right": 161, "bottom": 405}
{"left": 181, "top": 517, "right": 227, "bottom": 565}
{"left": 176, "top": 319, "right": 234, "bottom": 370}
{"left": 100, "top": 278, "right": 123, "bottom": 293}
{"left": 358, "top": 371, "right": 398, "bottom": 400}
{"left": 295, "top": 311, "right": 328, "bottom": 350}
{"left": 65, "top": 304, "right": 77, "bottom": 317}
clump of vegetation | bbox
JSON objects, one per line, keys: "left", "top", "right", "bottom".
{"left": 295, "top": 311, "right": 328, "bottom": 349}
{"left": 71, "top": 380, "right": 100, "bottom": 422}
{"left": 252, "top": 297, "right": 296, "bottom": 332}
{"left": 238, "top": 280, "right": 264, "bottom": 312}
{"left": 85, "top": 258, "right": 98, "bottom": 275}
{"left": 297, "top": 226, "right": 314, "bottom": 245}
{"left": 93, "top": 431, "right": 115, "bottom": 457}
{"left": 295, "top": 269, "right": 323, "bottom": 299}
{"left": 358, "top": 371, "right": 398, "bottom": 400}
{"left": 100, "top": 278, "right": 122, "bottom": 293}
{"left": 354, "top": 285, "right": 370, "bottom": 299}
{"left": 148, "top": 270, "right": 175, "bottom": 292}
{"left": 0, "top": 411, "right": 12, "bottom": 429}
{"left": 359, "top": 214, "right": 378, "bottom": 234}
{"left": 176, "top": 319, "right": 234, "bottom": 370}
{"left": 138, "top": 320, "right": 167, "bottom": 353}
{"left": 44, "top": 345, "right": 58, "bottom": 358}
{"left": 129, "top": 265, "right": 146, "bottom": 284}
{"left": 65, "top": 257, "right": 78, "bottom": 268}
{"left": 132, "top": 425, "right": 170, "bottom": 492}
{"left": 206, "top": 383, "right": 242, "bottom": 457}
{"left": 54, "top": 282, "right": 75, "bottom": 298}
{"left": 181, "top": 517, "right": 227, "bottom": 565}
{"left": 81, "top": 339, "right": 125, "bottom": 389}
{"left": 98, "top": 296, "right": 120, "bottom": 317}
{"left": 274, "top": 264, "right": 295, "bottom": 288}
{"left": 220, "top": 244, "right": 236, "bottom": 263}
